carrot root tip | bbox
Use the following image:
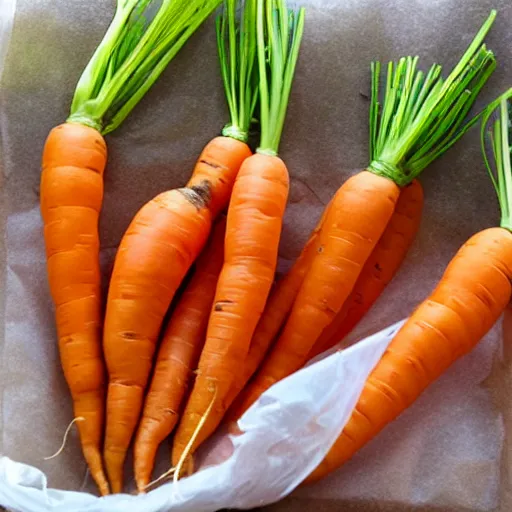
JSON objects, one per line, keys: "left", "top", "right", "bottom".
{"left": 173, "top": 386, "right": 217, "bottom": 483}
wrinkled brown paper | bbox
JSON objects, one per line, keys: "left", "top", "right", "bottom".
{"left": 1, "top": 0, "right": 512, "bottom": 510}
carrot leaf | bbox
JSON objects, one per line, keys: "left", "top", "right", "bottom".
{"left": 368, "top": 10, "right": 497, "bottom": 186}
{"left": 481, "top": 89, "right": 512, "bottom": 230}
{"left": 68, "top": 0, "right": 221, "bottom": 135}
{"left": 256, "top": 0, "right": 305, "bottom": 155}
{"left": 217, "top": 0, "right": 258, "bottom": 143}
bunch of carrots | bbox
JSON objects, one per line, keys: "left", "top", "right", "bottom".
{"left": 39, "top": 0, "right": 512, "bottom": 500}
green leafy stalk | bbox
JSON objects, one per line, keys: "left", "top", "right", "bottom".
{"left": 216, "top": 0, "right": 258, "bottom": 142}
{"left": 368, "top": 10, "right": 497, "bottom": 186}
{"left": 68, "top": 0, "right": 222, "bottom": 135}
{"left": 481, "top": 89, "right": 512, "bottom": 230}
{"left": 256, "top": 0, "right": 305, "bottom": 155}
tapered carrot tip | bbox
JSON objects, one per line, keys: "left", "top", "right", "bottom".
{"left": 104, "top": 450, "right": 124, "bottom": 494}
{"left": 83, "top": 445, "right": 110, "bottom": 496}
{"left": 134, "top": 437, "right": 158, "bottom": 493}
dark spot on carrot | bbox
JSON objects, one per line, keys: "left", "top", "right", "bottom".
{"left": 318, "top": 245, "right": 324, "bottom": 253}
{"left": 375, "top": 263, "right": 383, "bottom": 272}
{"left": 218, "top": 177, "right": 226, "bottom": 184}
{"left": 178, "top": 180, "right": 212, "bottom": 210}
{"left": 121, "top": 331, "right": 138, "bottom": 340}
{"left": 214, "top": 300, "right": 233, "bottom": 311}
{"left": 200, "top": 159, "right": 221, "bottom": 169}
{"left": 85, "top": 164, "right": 101, "bottom": 174}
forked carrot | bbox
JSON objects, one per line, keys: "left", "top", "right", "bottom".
{"left": 133, "top": 216, "right": 226, "bottom": 491}
{"left": 40, "top": 0, "right": 220, "bottom": 495}
{"left": 305, "top": 88, "right": 512, "bottom": 483}
{"left": 232, "top": 11, "right": 497, "bottom": 419}
{"left": 171, "top": 0, "right": 306, "bottom": 470}
{"left": 308, "top": 179, "right": 424, "bottom": 359}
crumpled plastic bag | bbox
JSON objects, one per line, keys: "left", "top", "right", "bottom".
{"left": 0, "top": 321, "right": 404, "bottom": 512}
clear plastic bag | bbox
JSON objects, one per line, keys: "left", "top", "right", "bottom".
{"left": 0, "top": 322, "right": 403, "bottom": 512}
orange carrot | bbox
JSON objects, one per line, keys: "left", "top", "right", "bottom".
{"left": 308, "top": 179, "right": 423, "bottom": 360}
{"left": 133, "top": 215, "right": 226, "bottom": 492}
{"left": 223, "top": 201, "right": 330, "bottom": 421}
{"left": 103, "top": 0, "right": 257, "bottom": 491}
{"left": 172, "top": 152, "right": 289, "bottom": 466}
{"left": 172, "top": 0, "right": 305, "bottom": 470}
{"left": 230, "top": 13, "right": 496, "bottom": 419}
{"left": 40, "top": 0, "right": 220, "bottom": 495}
{"left": 305, "top": 86, "right": 512, "bottom": 485}
{"left": 41, "top": 123, "right": 109, "bottom": 496}
{"left": 103, "top": 144, "right": 249, "bottom": 493}
{"left": 232, "top": 171, "right": 400, "bottom": 415}
{"left": 305, "top": 228, "right": 512, "bottom": 483}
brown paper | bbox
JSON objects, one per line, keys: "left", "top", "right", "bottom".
{"left": 1, "top": 0, "right": 512, "bottom": 509}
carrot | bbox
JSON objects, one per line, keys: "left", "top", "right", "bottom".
{"left": 231, "top": 11, "right": 497, "bottom": 419}
{"left": 102, "top": 154, "right": 251, "bottom": 493}
{"left": 305, "top": 87, "right": 512, "bottom": 484}
{"left": 133, "top": 215, "right": 226, "bottom": 492}
{"left": 40, "top": 0, "right": 219, "bottom": 496}
{"left": 223, "top": 201, "right": 330, "bottom": 421}
{"left": 308, "top": 179, "right": 424, "bottom": 360}
{"left": 41, "top": 123, "right": 108, "bottom": 496}
{"left": 306, "top": 228, "right": 512, "bottom": 483}
{"left": 171, "top": 0, "right": 306, "bottom": 470}
{"left": 103, "top": 0, "right": 258, "bottom": 493}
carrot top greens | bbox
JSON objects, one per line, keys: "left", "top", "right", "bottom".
{"left": 256, "top": 0, "right": 305, "bottom": 155}
{"left": 368, "top": 10, "right": 497, "bottom": 187}
{"left": 68, "top": 0, "right": 221, "bottom": 135}
{"left": 481, "top": 89, "right": 512, "bottom": 230}
{"left": 217, "top": 0, "right": 258, "bottom": 143}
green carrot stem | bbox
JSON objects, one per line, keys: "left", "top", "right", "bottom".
{"left": 68, "top": 0, "right": 221, "bottom": 135}
{"left": 368, "top": 10, "right": 497, "bottom": 186}
{"left": 216, "top": 0, "right": 258, "bottom": 143}
{"left": 256, "top": 0, "right": 305, "bottom": 155}
{"left": 481, "top": 89, "right": 512, "bottom": 230}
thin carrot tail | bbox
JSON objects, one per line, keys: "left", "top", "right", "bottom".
{"left": 134, "top": 390, "right": 180, "bottom": 492}
{"left": 104, "top": 383, "right": 144, "bottom": 494}
{"left": 73, "top": 391, "right": 109, "bottom": 496}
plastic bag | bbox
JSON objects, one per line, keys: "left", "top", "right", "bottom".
{"left": 0, "top": 322, "right": 404, "bottom": 512}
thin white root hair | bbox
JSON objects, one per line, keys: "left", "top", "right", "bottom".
{"left": 143, "top": 466, "right": 176, "bottom": 491}
{"left": 80, "top": 467, "right": 90, "bottom": 492}
{"left": 173, "top": 384, "right": 217, "bottom": 485}
{"left": 44, "top": 416, "right": 85, "bottom": 460}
